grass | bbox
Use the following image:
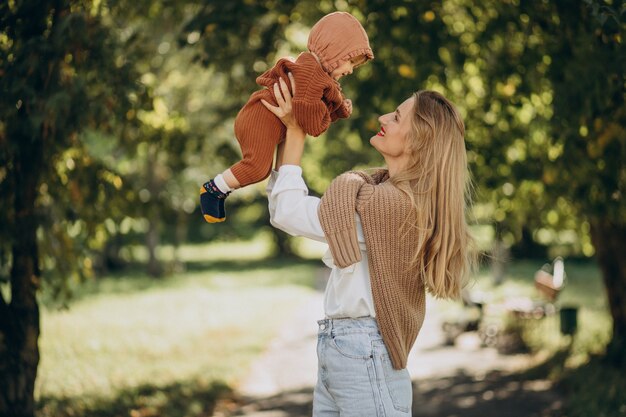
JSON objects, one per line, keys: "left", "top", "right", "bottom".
{"left": 34, "top": 237, "right": 620, "bottom": 417}
{"left": 559, "top": 355, "right": 626, "bottom": 417}
{"left": 38, "top": 380, "right": 231, "bottom": 417}
{"left": 35, "top": 239, "right": 322, "bottom": 417}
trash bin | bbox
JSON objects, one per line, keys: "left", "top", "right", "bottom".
{"left": 560, "top": 306, "right": 578, "bottom": 335}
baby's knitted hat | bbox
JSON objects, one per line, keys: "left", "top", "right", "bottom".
{"left": 307, "top": 12, "right": 374, "bottom": 73}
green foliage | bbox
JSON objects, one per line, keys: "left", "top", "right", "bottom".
{"left": 0, "top": 0, "right": 144, "bottom": 299}
{"left": 4, "top": 0, "right": 622, "bottom": 292}
{"left": 461, "top": 0, "right": 625, "bottom": 250}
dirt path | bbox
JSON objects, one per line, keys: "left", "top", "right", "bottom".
{"left": 214, "top": 290, "right": 564, "bottom": 417}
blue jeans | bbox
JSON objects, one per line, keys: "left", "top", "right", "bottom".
{"left": 312, "top": 317, "right": 413, "bottom": 416}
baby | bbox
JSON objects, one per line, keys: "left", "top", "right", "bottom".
{"left": 200, "top": 11, "right": 374, "bottom": 223}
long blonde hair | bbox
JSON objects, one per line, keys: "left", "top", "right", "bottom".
{"left": 390, "top": 90, "right": 476, "bottom": 299}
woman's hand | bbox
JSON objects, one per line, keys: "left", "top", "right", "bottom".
{"left": 261, "top": 73, "right": 300, "bottom": 130}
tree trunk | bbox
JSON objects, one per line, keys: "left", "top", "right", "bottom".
{"left": 172, "top": 210, "right": 187, "bottom": 274}
{"left": 511, "top": 225, "right": 547, "bottom": 259}
{"left": 145, "top": 144, "right": 163, "bottom": 278}
{"left": 0, "top": 136, "right": 42, "bottom": 416}
{"left": 491, "top": 237, "right": 509, "bottom": 286}
{"left": 589, "top": 218, "right": 626, "bottom": 367}
{"left": 272, "top": 228, "right": 295, "bottom": 258}
{"left": 146, "top": 214, "right": 163, "bottom": 278}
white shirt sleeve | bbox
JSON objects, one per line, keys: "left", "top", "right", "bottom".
{"left": 268, "top": 166, "right": 375, "bottom": 320}
{"left": 265, "top": 169, "right": 279, "bottom": 220}
{"left": 267, "top": 165, "right": 327, "bottom": 243}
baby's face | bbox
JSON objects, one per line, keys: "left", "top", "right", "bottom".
{"left": 330, "top": 55, "right": 367, "bottom": 81}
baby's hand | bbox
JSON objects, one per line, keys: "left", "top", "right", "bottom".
{"left": 343, "top": 99, "right": 353, "bottom": 115}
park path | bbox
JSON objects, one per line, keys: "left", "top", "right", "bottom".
{"left": 213, "top": 276, "right": 564, "bottom": 417}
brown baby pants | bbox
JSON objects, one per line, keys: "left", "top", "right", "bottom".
{"left": 230, "top": 92, "right": 286, "bottom": 187}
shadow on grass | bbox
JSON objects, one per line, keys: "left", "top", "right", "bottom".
{"left": 45, "top": 256, "right": 325, "bottom": 307}
{"left": 38, "top": 379, "right": 231, "bottom": 417}
{"left": 558, "top": 353, "right": 626, "bottom": 417}
{"left": 219, "top": 343, "right": 623, "bottom": 417}
{"left": 412, "top": 369, "right": 563, "bottom": 417}
{"left": 219, "top": 388, "right": 314, "bottom": 416}
{"left": 100, "top": 256, "right": 322, "bottom": 277}
{"left": 520, "top": 343, "right": 572, "bottom": 381}
{"left": 184, "top": 256, "right": 322, "bottom": 273}
{"left": 36, "top": 351, "right": 574, "bottom": 417}
{"left": 222, "top": 367, "right": 564, "bottom": 417}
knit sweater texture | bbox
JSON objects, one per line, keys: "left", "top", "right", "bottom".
{"left": 230, "top": 52, "right": 350, "bottom": 187}
{"left": 318, "top": 170, "right": 427, "bottom": 370}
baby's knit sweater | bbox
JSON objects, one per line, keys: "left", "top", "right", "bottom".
{"left": 250, "top": 52, "right": 350, "bottom": 137}
{"left": 318, "top": 170, "right": 427, "bottom": 370}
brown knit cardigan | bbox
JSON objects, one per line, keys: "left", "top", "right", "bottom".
{"left": 318, "top": 170, "right": 427, "bottom": 370}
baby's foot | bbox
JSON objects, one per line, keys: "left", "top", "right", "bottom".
{"left": 200, "top": 179, "right": 230, "bottom": 223}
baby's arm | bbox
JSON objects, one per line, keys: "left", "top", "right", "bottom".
{"left": 331, "top": 98, "right": 352, "bottom": 121}
{"left": 288, "top": 61, "right": 338, "bottom": 137}
{"left": 291, "top": 98, "right": 332, "bottom": 137}
{"left": 255, "top": 56, "right": 296, "bottom": 87}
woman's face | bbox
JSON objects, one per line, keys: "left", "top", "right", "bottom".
{"left": 370, "top": 97, "right": 415, "bottom": 159}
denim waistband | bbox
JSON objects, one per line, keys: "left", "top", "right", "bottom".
{"left": 317, "top": 316, "right": 380, "bottom": 336}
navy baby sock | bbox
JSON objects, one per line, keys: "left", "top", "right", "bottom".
{"left": 200, "top": 179, "right": 230, "bottom": 223}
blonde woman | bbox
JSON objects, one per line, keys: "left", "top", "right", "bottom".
{"left": 263, "top": 74, "right": 475, "bottom": 416}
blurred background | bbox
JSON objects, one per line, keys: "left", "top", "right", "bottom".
{"left": 0, "top": 0, "right": 624, "bottom": 416}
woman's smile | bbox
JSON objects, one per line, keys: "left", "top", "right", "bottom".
{"left": 376, "top": 126, "right": 386, "bottom": 137}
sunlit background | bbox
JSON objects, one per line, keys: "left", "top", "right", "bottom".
{"left": 1, "top": 0, "right": 624, "bottom": 416}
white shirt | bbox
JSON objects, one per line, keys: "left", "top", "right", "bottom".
{"left": 266, "top": 165, "right": 376, "bottom": 318}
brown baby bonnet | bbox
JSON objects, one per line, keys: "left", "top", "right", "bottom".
{"left": 307, "top": 12, "right": 374, "bottom": 73}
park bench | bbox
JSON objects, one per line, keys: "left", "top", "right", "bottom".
{"left": 504, "top": 257, "right": 566, "bottom": 320}
{"left": 442, "top": 257, "right": 567, "bottom": 349}
{"left": 534, "top": 257, "right": 565, "bottom": 302}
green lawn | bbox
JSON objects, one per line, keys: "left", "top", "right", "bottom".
{"left": 36, "top": 239, "right": 321, "bottom": 417}
{"left": 34, "top": 237, "right": 614, "bottom": 417}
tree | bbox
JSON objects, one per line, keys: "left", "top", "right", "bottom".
{"left": 544, "top": 0, "right": 625, "bottom": 361}
{"left": 469, "top": 0, "right": 625, "bottom": 362}
{"left": 0, "top": 1, "right": 139, "bottom": 414}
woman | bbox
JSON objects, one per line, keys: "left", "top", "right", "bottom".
{"left": 262, "top": 74, "right": 475, "bottom": 416}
